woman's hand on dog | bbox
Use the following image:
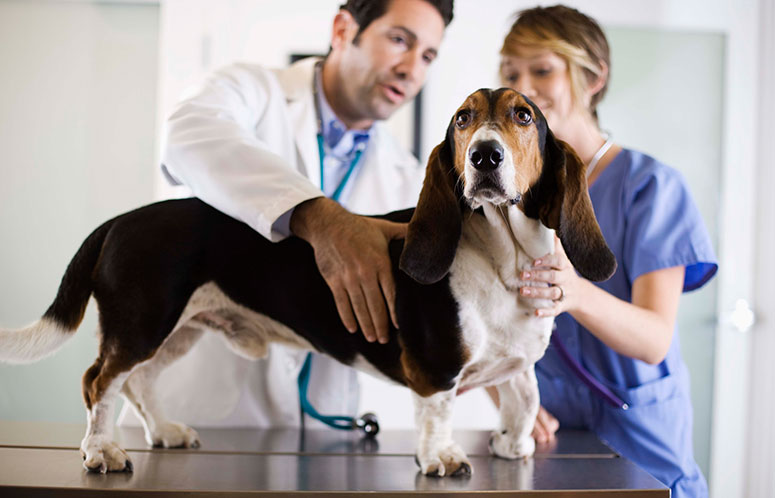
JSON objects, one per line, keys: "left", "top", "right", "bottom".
{"left": 291, "top": 197, "right": 404, "bottom": 344}
{"left": 519, "top": 236, "right": 583, "bottom": 317}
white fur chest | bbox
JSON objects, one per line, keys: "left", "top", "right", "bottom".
{"left": 449, "top": 205, "right": 555, "bottom": 391}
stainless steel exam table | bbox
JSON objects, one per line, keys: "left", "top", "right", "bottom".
{"left": 0, "top": 421, "right": 668, "bottom": 497}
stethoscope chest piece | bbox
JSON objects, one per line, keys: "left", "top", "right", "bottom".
{"left": 353, "top": 412, "right": 380, "bottom": 438}
{"left": 298, "top": 353, "right": 381, "bottom": 437}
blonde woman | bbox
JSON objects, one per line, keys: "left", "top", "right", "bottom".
{"left": 498, "top": 6, "right": 716, "bottom": 497}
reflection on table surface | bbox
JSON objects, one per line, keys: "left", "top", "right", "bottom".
{"left": 0, "top": 420, "right": 614, "bottom": 456}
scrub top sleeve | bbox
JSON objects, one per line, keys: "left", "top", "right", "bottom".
{"left": 623, "top": 165, "right": 718, "bottom": 292}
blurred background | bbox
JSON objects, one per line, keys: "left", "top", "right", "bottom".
{"left": 0, "top": 1, "right": 772, "bottom": 496}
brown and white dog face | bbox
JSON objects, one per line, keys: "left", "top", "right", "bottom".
{"left": 449, "top": 89, "right": 544, "bottom": 209}
{"left": 400, "top": 88, "right": 616, "bottom": 285}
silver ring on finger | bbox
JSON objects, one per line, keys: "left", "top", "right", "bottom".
{"left": 554, "top": 285, "right": 564, "bottom": 302}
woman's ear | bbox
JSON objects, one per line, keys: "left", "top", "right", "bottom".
{"left": 523, "top": 128, "right": 616, "bottom": 282}
{"left": 585, "top": 61, "right": 609, "bottom": 107}
{"left": 399, "top": 137, "right": 462, "bottom": 285}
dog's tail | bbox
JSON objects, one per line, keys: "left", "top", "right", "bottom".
{"left": 0, "top": 220, "right": 114, "bottom": 364}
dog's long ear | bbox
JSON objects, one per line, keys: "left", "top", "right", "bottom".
{"left": 399, "top": 135, "right": 462, "bottom": 285}
{"left": 523, "top": 128, "right": 617, "bottom": 282}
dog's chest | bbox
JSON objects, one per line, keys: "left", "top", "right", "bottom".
{"left": 449, "top": 212, "right": 554, "bottom": 390}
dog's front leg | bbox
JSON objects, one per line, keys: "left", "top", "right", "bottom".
{"left": 412, "top": 390, "right": 472, "bottom": 477}
{"left": 489, "top": 365, "right": 540, "bottom": 459}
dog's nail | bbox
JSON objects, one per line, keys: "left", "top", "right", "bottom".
{"left": 452, "top": 462, "right": 472, "bottom": 477}
{"left": 425, "top": 467, "right": 441, "bottom": 477}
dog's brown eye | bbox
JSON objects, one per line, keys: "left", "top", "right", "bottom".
{"left": 456, "top": 111, "right": 471, "bottom": 129}
{"left": 514, "top": 108, "right": 532, "bottom": 125}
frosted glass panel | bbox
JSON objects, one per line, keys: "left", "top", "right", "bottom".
{"left": 0, "top": 2, "right": 159, "bottom": 422}
{"left": 599, "top": 27, "right": 724, "bottom": 480}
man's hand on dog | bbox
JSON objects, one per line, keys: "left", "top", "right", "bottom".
{"left": 291, "top": 197, "right": 404, "bottom": 344}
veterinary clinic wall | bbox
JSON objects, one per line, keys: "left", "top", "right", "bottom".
{"left": 0, "top": 0, "right": 159, "bottom": 421}
{"left": 748, "top": 4, "right": 775, "bottom": 497}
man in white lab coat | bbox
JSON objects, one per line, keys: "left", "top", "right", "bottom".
{"left": 118, "top": 0, "right": 454, "bottom": 428}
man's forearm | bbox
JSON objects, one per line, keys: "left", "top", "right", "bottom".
{"left": 290, "top": 197, "right": 341, "bottom": 242}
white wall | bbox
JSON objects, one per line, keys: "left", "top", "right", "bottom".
{"left": 0, "top": 0, "right": 159, "bottom": 421}
{"left": 746, "top": 1, "right": 775, "bottom": 496}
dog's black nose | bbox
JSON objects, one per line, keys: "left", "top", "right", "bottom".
{"left": 469, "top": 140, "right": 504, "bottom": 172}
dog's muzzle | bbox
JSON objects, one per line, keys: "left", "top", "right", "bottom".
{"left": 467, "top": 139, "right": 514, "bottom": 205}
{"left": 469, "top": 140, "right": 504, "bottom": 172}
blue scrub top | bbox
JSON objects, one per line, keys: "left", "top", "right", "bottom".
{"left": 536, "top": 149, "right": 718, "bottom": 498}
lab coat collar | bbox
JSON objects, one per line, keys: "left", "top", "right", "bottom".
{"left": 276, "top": 57, "right": 321, "bottom": 189}
{"left": 276, "top": 56, "right": 319, "bottom": 102}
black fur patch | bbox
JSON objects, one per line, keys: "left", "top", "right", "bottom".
{"left": 50, "top": 199, "right": 466, "bottom": 394}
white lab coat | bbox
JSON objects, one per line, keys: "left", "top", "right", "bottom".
{"left": 117, "top": 57, "right": 424, "bottom": 428}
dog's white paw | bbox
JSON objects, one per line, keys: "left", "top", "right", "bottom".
{"left": 416, "top": 442, "right": 472, "bottom": 477}
{"left": 80, "top": 435, "right": 133, "bottom": 473}
{"left": 151, "top": 421, "right": 200, "bottom": 449}
{"left": 489, "top": 430, "right": 535, "bottom": 460}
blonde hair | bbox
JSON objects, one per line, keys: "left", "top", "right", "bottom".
{"left": 501, "top": 5, "right": 610, "bottom": 120}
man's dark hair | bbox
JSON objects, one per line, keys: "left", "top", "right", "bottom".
{"left": 340, "top": 0, "right": 454, "bottom": 40}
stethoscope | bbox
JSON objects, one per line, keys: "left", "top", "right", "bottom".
{"left": 549, "top": 134, "right": 628, "bottom": 411}
{"left": 296, "top": 63, "right": 379, "bottom": 437}
{"left": 551, "top": 327, "right": 629, "bottom": 410}
{"left": 297, "top": 354, "right": 380, "bottom": 436}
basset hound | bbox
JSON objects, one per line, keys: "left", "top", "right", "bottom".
{"left": 0, "top": 88, "right": 616, "bottom": 476}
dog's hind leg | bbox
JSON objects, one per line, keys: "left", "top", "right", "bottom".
{"left": 80, "top": 354, "right": 135, "bottom": 473}
{"left": 120, "top": 325, "right": 204, "bottom": 449}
